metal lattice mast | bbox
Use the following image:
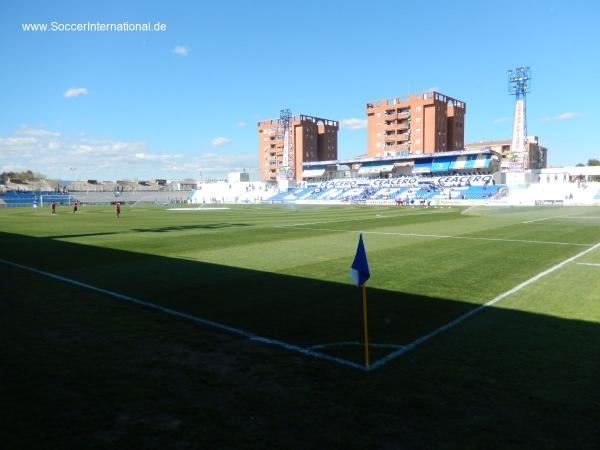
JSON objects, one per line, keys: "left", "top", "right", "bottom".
{"left": 507, "top": 67, "right": 531, "bottom": 170}
{"left": 278, "top": 109, "right": 292, "bottom": 179}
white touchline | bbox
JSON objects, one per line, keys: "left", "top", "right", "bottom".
{"left": 4, "top": 240, "right": 599, "bottom": 372}
{"left": 369, "top": 240, "right": 600, "bottom": 370}
{"left": 0, "top": 258, "right": 367, "bottom": 372}
{"left": 522, "top": 213, "right": 578, "bottom": 224}
{"left": 283, "top": 226, "right": 591, "bottom": 247}
{"left": 576, "top": 262, "right": 600, "bottom": 267}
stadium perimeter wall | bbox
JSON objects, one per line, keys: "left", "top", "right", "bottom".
{"left": 70, "top": 190, "right": 192, "bottom": 205}
{"left": 188, "top": 182, "right": 276, "bottom": 204}
{"left": 504, "top": 181, "right": 600, "bottom": 206}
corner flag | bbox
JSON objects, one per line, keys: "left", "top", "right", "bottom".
{"left": 350, "top": 233, "right": 371, "bottom": 368}
{"left": 349, "top": 233, "right": 370, "bottom": 287}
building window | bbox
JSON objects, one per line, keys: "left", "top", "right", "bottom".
{"left": 416, "top": 106, "right": 421, "bottom": 112}
{"left": 416, "top": 128, "right": 421, "bottom": 133}
{"left": 416, "top": 139, "right": 421, "bottom": 144}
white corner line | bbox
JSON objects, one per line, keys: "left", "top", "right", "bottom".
{"left": 369, "top": 240, "right": 600, "bottom": 370}
{"left": 309, "top": 341, "right": 404, "bottom": 351}
{"left": 6, "top": 240, "right": 599, "bottom": 373}
{"left": 0, "top": 258, "right": 368, "bottom": 372}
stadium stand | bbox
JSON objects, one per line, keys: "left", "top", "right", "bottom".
{"left": 262, "top": 176, "right": 507, "bottom": 205}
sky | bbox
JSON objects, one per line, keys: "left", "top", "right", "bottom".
{"left": 0, "top": 0, "right": 599, "bottom": 181}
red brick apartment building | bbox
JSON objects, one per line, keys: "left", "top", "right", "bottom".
{"left": 366, "top": 91, "right": 466, "bottom": 157}
{"left": 257, "top": 115, "right": 338, "bottom": 181}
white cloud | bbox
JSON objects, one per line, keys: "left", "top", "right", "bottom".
{"left": 164, "top": 152, "right": 256, "bottom": 175}
{"left": 64, "top": 87, "right": 89, "bottom": 98}
{"left": 492, "top": 117, "right": 511, "bottom": 124}
{"left": 210, "top": 136, "right": 232, "bottom": 148}
{"left": 173, "top": 46, "right": 190, "bottom": 56}
{"left": 238, "top": 121, "right": 247, "bottom": 128}
{"left": 0, "top": 128, "right": 255, "bottom": 180}
{"left": 16, "top": 127, "right": 61, "bottom": 138}
{"left": 0, "top": 136, "right": 38, "bottom": 146}
{"left": 553, "top": 112, "right": 581, "bottom": 121}
{"left": 339, "top": 118, "right": 367, "bottom": 130}
{"left": 542, "top": 112, "right": 582, "bottom": 122}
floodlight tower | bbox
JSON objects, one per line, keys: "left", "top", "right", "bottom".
{"left": 507, "top": 67, "right": 531, "bottom": 170}
{"left": 278, "top": 108, "right": 293, "bottom": 179}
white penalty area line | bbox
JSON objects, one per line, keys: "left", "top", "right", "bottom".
{"left": 0, "top": 258, "right": 368, "bottom": 372}
{"left": 522, "top": 213, "right": 578, "bottom": 224}
{"left": 275, "top": 210, "right": 449, "bottom": 228}
{"left": 562, "top": 216, "right": 600, "bottom": 220}
{"left": 369, "top": 240, "right": 600, "bottom": 370}
{"left": 282, "top": 226, "right": 591, "bottom": 247}
{"left": 166, "top": 207, "right": 230, "bottom": 211}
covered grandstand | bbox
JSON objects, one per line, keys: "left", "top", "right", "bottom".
{"left": 261, "top": 149, "right": 506, "bottom": 205}
{"left": 264, "top": 150, "right": 600, "bottom": 206}
{"left": 300, "top": 149, "right": 500, "bottom": 181}
{"left": 266, "top": 175, "right": 506, "bottom": 206}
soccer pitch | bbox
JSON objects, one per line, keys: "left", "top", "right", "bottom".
{"left": 2, "top": 204, "right": 600, "bottom": 449}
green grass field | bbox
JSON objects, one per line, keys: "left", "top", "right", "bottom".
{"left": 1, "top": 203, "right": 599, "bottom": 449}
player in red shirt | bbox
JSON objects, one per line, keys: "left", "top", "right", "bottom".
{"left": 115, "top": 202, "right": 121, "bottom": 218}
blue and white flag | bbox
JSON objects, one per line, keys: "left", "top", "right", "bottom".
{"left": 349, "top": 233, "right": 370, "bottom": 287}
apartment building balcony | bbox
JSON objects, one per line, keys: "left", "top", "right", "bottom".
{"left": 396, "top": 133, "right": 410, "bottom": 141}
{"left": 384, "top": 113, "right": 397, "bottom": 120}
{"left": 384, "top": 122, "right": 397, "bottom": 129}
{"left": 397, "top": 112, "right": 410, "bottom": 119}
{"left": 385, "top": 135, "right": 397, "bottom": 143}
{"left": 397, "top": 120, "right": 410, "bottom": 130}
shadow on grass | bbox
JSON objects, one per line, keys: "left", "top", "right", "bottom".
{"left": 131, "top": 223, "right": 252, "bottom": 233}
{"left": 0, "top": 230, "right": 598, "bottom": 370}
{"left": 45, "top": 223, "right": 253, "bottom": 240}
{"left": 2, "top": 231, "right": 600, "bottom": 450}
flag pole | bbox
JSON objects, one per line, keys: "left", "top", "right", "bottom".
{"left": 361, "top": 284, "right": 369, "bottom": 368}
